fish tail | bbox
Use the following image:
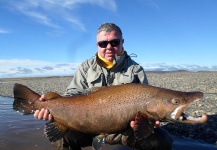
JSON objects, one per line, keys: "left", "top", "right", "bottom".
{"left": 13, "top": 83, "right": 41, "bottom": 114}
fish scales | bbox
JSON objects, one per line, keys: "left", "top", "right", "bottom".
{"left": 48, "top": 84, "right": 156, "bottom": 133}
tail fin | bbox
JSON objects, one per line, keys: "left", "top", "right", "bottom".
{"left": 13, "top": 83, "right": 40, "bottom": 115}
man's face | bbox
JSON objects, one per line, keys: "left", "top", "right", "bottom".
{"left": 96, "top": 30, "right": 124, "bottom": 61}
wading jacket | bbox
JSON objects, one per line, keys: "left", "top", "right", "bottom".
{"left": 64, "top": 51, "right": 148, "bottom": 96}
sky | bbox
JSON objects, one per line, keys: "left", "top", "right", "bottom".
{"left": 0, "top": 0, "right": 217, "bottom": 78}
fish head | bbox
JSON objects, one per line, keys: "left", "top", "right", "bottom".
{"left": 146, "top": 88, "right": 208, "bottom": 124}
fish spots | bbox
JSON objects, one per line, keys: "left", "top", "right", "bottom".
{"left": 99, "top": 99, "right": 106, "bottom": 104}
{"left": 183, "top": 97, "right": 188, "bottom": 101}
{"left": 28, "top": 100, "right": 33, "bottom": 104}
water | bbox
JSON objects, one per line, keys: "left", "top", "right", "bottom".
{"left": 0, "top": 96, "right": 54, "bottom": 150}
{"left": 0, "top": 96, "right": 216, "bottom": 150}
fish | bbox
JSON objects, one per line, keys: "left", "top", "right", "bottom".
{"left": 13, "top": 83, "right": 208, "bottom": 143}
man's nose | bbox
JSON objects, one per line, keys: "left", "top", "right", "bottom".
{"left": 106, "top": 43, "right": 112, "bottom": 48}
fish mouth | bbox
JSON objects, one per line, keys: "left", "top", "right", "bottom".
{"left": 170, "top": 105, "right": 208, "bottom": 124}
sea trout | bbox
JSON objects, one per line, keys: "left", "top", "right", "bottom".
{"left": 13, "top": 83, "right": 208, "bottom": 142}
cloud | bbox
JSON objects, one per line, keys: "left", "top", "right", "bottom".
{"left": 55, "top": 64, "right": 70, "bottom": 68}
{"left": 142, "top": 62, "right": 217, "bottom": 72}
{"left": 1, "top": 59, "right": 217, "bottom": 78}
{"left": 0, "top": 59, "right": 79, "bottom": 78}
{"left": 137, "top": 0, "right": 160, "bottom": 9}
{"left": 7, "top": 0, "right": 117, "bottom": 31}
{"left": 0, "top": 28, "right": 10, "bottom": 34}
{"left": 42, "top": 66, "right": 54, "bottom": 70}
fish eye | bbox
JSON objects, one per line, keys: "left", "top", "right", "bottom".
{"left": 172, "top": 99, "right": 181, "bottom": 105}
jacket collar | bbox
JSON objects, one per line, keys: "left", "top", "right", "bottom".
{"left": 96, "top": 51, "right": 129, "bottom": 70}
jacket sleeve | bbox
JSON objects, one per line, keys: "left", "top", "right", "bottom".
{"left": 133, "top": 64, "right": 149, "bottom": 85}
{"left": 64, "top": 62, "right": 89, "bottom": 96}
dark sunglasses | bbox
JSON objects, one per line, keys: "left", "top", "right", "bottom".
{"left": 97, "top": 39, "right": 121, "bottom": 48}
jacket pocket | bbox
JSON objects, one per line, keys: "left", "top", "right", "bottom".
{"left": 86, "top": 70, "right": 103, "bottom": 88}
{"left": 115, "top": 73, "right": 139, "bottom": 85}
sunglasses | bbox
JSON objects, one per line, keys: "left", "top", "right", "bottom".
{"left": 97, "top": 39, "right": 121, "bottom": 48}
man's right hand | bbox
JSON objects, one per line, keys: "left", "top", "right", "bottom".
{"left": 33, "top": 95, "right": 53, "bottom": 121}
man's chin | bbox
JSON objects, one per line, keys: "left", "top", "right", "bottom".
{"left": 105, "top": 56, "right": 114, "bottom": 61}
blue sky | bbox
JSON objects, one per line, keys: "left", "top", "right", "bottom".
{"left": 0, "top": 0, "right": 217, "bottom": 78}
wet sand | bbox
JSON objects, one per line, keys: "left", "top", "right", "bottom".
{"left": 0, "top": 71, "right": 217, "bottom": 148}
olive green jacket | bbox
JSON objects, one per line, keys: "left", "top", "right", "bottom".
{"left": 64, "top": 51, "right": 148, "bottom": 96}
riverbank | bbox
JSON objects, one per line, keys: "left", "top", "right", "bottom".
{"left": 0, "top": 71, "right": 216, "bottom": 144}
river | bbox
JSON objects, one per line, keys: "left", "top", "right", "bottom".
{"left": 0, "top": 96, "right": 54, "bottom": 150}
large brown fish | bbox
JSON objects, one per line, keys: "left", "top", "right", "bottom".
{"left": 13, "top": 83, "right": 207, "bottom": 142}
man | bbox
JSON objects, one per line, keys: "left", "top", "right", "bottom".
{"left": 34, "top": 23, "right": 172, "bottom": 150}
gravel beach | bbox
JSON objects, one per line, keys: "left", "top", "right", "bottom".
{"left": 0, "top": 71, "right": 216, "bottom": 144}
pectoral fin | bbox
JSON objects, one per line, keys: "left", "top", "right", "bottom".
{"left": 133, "top": 113, "right": 155, "bottom": 140}
{"left": 44, "top": 121, "right": 68, "bottom": 142}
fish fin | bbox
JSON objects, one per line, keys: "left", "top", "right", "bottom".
{"left": 13, "top": 83, "right": 40, "bottom": 114}
{"left": 133, "top": 112, "right": 155, "bottom": 140}
{"left": 44, "top": 121, "right": 68, "bottom": 142}
{"left": 92, "top": 134, "right": 107, "bottom": 150}
{"left": 44, "top": 92, "right": 62, "bottom": 100}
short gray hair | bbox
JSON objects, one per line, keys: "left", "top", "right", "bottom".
{"left": 97, "top": 23, "right": 122, "bottom": 38}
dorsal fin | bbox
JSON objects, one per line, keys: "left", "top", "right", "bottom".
{"left": 44, "top": 92, "right": 62, "bottom": 100}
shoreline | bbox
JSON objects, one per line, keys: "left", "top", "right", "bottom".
{"left": 0, "top": 72, "right": 216, "bottom": 144}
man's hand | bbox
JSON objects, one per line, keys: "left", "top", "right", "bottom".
{"left": 130, "top": 114, "right": 160, "bottom": 129}
{"left": 130, "top": 113, "right": 160, "bottom": 139}
{"left": 33, "top": 95, "right": 53, "bottom": 121}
